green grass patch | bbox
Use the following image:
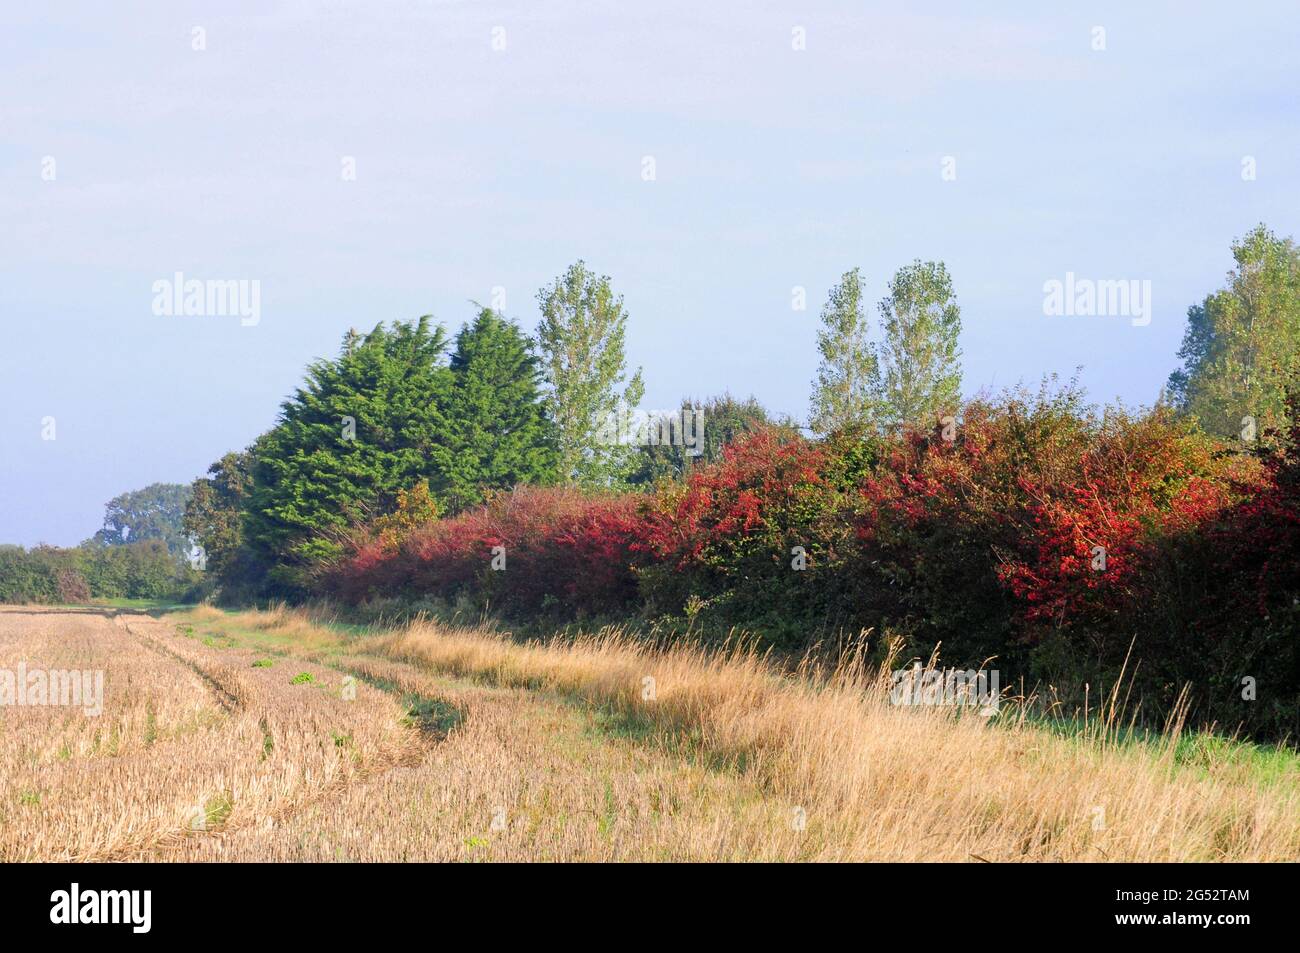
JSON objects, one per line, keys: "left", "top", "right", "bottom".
{"left": 202, "top": 793, "right": 234, "bottom": 829}
{"left": 401, "top": 694, "right": 462, "bottom": 735}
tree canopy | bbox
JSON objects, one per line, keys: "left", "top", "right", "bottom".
{"left": 444, "top": 308, "right": 558, "bottom": 510}
{"left": 244, "top": 317, "right": 456, "bottom": 578}
{"left": 91, "top": 483, "right": 193, "bottom": 560}
{"left": 876, "top": 260, "right": 963, "bottom": 432}
{"left": 536, "top": 261, "right": 645, "bottom": 486}
{"left": 1168, "top": 224, "right": 1300, "bottom": 445}
{"left": 809, "top": 268, "right": 879, "bottom": 435}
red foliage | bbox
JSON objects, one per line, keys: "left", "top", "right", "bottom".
{"left": 639, "top": 429, "right": 831, "bottom": 571}
{"left": 327, "top": 486, "right": 645, "bottom": 616}
{"left": 854, "top": 400, "right": 1265, "bottom": 639}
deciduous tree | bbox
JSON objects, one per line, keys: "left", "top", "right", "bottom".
{"left": 535, "top": 262, "right": 644, "bottom": 486}
{"left": 875, "top": 260, "right": 963, "bottom": 431}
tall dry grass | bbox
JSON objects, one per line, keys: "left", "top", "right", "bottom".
{"left": 372, "top": 618, "right": 1300, "bottom": 861}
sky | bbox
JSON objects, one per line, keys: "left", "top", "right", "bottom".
{"left": 2, "top": 1, "right": 1297, "bottom": 547}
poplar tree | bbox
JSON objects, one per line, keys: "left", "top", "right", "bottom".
{"left": 535, "top": 262, "right": 644, "bottom": 485}
{"left": 876, "top": 260, "right": 963, "bottom": 431}
{"left": 809, "top": 268, "right": 880, "bottom": 434}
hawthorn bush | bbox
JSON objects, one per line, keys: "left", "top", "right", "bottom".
{"left": 851, "top": 385, "right": 1097, "bottom": 666}
{"left": 326, "top": 486, "right": 643, "bottom": 619}
{"left": 1133, "top": 407, "right": 1300, "bottom": 738}
{"left": 636, "top": 428, "right": 872, "bottom": 644}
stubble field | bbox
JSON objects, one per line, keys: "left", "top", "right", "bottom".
{"left": 2, "top": 605, "right": 1297, "bottom": 862}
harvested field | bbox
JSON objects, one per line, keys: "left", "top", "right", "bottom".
{"left": 3, "top": 605, "right": 1297, "bottom": 862}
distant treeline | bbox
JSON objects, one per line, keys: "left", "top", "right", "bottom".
{"left": 0, "top": 540, "right": 199, "bottom": 605}
{"left": 0, "top": 483, "right": 199, "bottom": 605}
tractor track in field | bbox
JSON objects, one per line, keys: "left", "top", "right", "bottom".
{"left": 103, "top": 613, "right": 457, "bottom": 861}
{"left": 115, "top": 614, "right": 243, "bottom": 714}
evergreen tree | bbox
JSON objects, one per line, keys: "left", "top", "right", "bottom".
{"left": 876, "top": 260, "right": 963, "bottom": 431}
{"left": 809, "top": 268, "right": 879, "bottom": 434}
{"left": 244, "top": 317, "right": 455, "bottom": 584}
{"left": 1168, "top": 224, "right": 1300, "bottom": 445}
{"left": 536, "top": 261, "right": 644, "bottom": 486}
{"left": 445, "top": 308, "right": 559, "bottom": 510}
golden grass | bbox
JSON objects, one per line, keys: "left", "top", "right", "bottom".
{"left": 3, "top": 604, "right": 1296, "bottom": 861}
{"left": 370, "top": 619, "right": 1300, "bottom": 861}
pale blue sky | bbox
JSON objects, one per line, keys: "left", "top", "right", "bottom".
{"left": 2, "top": 1, "right": 1297, "bottom": 546}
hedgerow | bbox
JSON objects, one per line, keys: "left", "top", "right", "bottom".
{"left": 323, "top": 386, "right": 1299, "bottom": 740}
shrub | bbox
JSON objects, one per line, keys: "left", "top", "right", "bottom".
{"left": 636, "top": 427, "right": 865, "bottom": 644}
{"left": 55, "top": 568, "right": 92, "bottom": 604}
{"left": 327, "top": 486, "right": 645, "bottom": 619}
{"left": 852, "top": 385, "right": 1097, "bottom": 663}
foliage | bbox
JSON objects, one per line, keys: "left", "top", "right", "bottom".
{"left": 372, "top": 479, "right": 440, "bottom": 552}
{"left": 444, "top": 308, "right": 558, "bottom": 511}
{"left": 184, "top": 450, "right": 263, "bottom": 596}
{"left": 535, "top": 261, "right": 645, "bottom": 486}
{"left": 1168, "top": 224, "right": 1300, "bottom": 446}
{"left": 244, "top": 318, "right": 456, "bottom": 587}
{"left": 325, "top": 377, "right": 1297, "bottom": 740}
{"left": 636, "top": 428, "right": 858, "bottom": 644}
{"left": 132, "top": 241, "right": 1300, "bottom": 741}
{"left": 627, "top": 394, "right": 786, "bottom": 485}
{"left": 809, "top": 268, "right": 880, "bottom": 434}
{"left": 875, "top": 260, "right": 963, "bottom": 432}
{"left": 326, "top": 486, "right": 643, "bottom": 619}
{"left": 92, "top": 483, "right": 193, "bottom": 560}
{"left": 0, "top": 541, "right": 198, "bottom": 604}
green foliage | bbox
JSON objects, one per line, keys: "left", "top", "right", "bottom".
{"left": 875, "top": 260, "right": 963, "bottom": 431}
{"left": 0, "top": 541, "right": 196, "bottom": 604}
{"left": 184, "top": 450, "right": 262, "bottom": 594}
{"left": 78, "top": 540, "right": 197, "bottom": 600}
{"left": 444, "top": 308, "right": 558, "bottom": 510}
{"left": 1168, "top": 224, "right": 1300, "bottom": 446}
{"left": 290, "top": 672, "right": 314, "bottom": 685}
{"left": 536, "top": 261, "right": 645, "bottom": 487}
{"left": 240, "top": 311, "right": 564, "bottom": 589}
{"left": 0, "top": 545, "right": 60, "bottom": 603}
{"left": 809, "top": 268, "right": 880, "bottom": 435}
{"left": 92, "top": 483, "right": 193, "bottom": 560}
{"left": 628, "top": 394, "right": 785, "bottom": 485}
{"left": 244, "top": 318, "right": 456, "bottom": 586}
